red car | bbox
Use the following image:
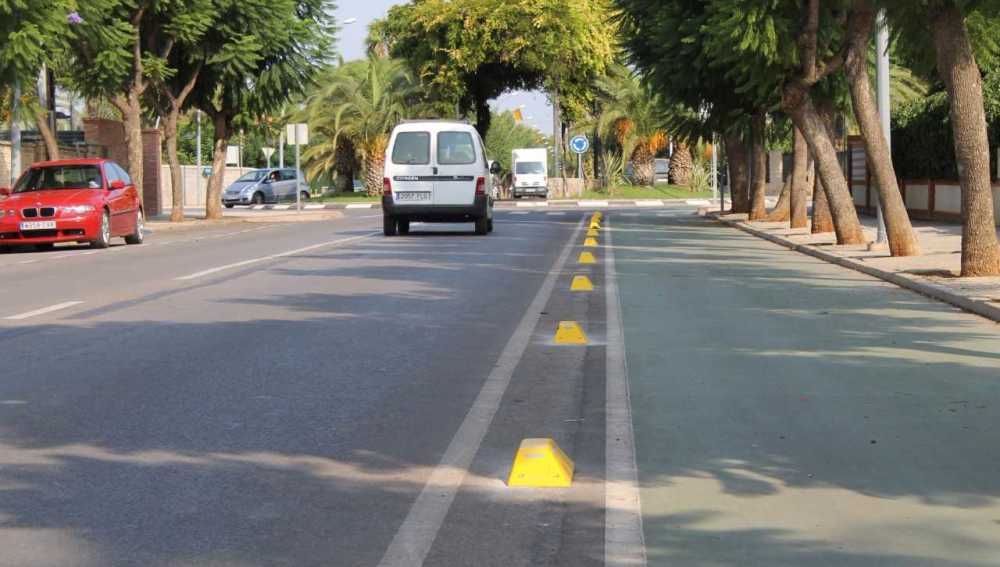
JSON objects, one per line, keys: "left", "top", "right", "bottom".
{"left": 0, "top": 158, "right": 144, "bottom": 251}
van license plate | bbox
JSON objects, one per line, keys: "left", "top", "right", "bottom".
{"left": 20, "top": 221, "right": 56, "bottom": 231}
{"left": 396, "top": 192, "right": 431, "bottom": 202}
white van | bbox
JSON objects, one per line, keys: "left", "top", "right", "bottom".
{"left": 382, "top": 120, "right": 498, "bottom": 236}
{"left": 511, "top": 147, "right": 548, "bottom": 199}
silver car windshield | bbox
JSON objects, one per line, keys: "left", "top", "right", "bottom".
{"left": 236, "top": 170, "right": 269, "bottom": 183}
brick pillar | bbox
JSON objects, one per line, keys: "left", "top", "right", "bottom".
{"left": 142, "top": 129, "right": 162, "bottom": 217}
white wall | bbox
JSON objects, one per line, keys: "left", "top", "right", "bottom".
{"left": 160, "top": 165, "right": 256, "bottom": 208}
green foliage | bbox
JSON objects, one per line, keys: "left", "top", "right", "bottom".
{"left": 370, "top": 0, "right": 617, "bottom": 134}
{"left": 0, "top": 0, "right": 74, "bottom": 87}
{"left": 484, "top": 111, "right": 548, "bottom": 173}
{"left": 593, "top": 64, "right": 669, "bottom": 162}
{"left": 893, "top": 70, "right": 1000, "bottom": 180}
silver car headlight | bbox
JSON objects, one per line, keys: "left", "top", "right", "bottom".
{"left": 62, "top": 205, "right": 96, "bottom": 214}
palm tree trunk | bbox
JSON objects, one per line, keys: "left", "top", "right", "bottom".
{"left": 749, "top": 112, "right": 768, "bottom": 221}
{"left": 764, "top": 176, "right": 791, "bottom": 221}
{"left": 669, "top": 140, "right": 693, "bottom": 186}
{"left": 782, "top": 90, "right": 866, "bottom": 244}
{"left": 812, "top": 167, "right": 835, "bottom": 233}
{"left": 723, "top": 129, "right": 750, "bottom": 214}
{"left": 790, "top": 127, "right": 811, "bottom": 229}
{"left": 845, "top": 1, "right": 920, "bottom": 256}
{"left": 928, "top": 0, "right": 1000, "bottom": 276}
{"left": 633, "top": 144, "right": 655, "bottom": 186}
{"left": 365, "top": 153, "right": 385, "bottom": 197}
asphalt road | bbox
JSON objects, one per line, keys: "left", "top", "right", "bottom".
{"left": 0, "top": 209, "right": 614, "bottom": 567}
{"left": 2, "top": 206, "right": 998, "bottom": 567}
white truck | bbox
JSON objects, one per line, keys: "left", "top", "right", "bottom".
{"left": 511, "top": 148, "right": 548, "bottom": 199}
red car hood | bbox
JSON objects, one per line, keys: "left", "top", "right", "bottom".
{"left": 1, "top": 189, "right": 101, "bottom": 207}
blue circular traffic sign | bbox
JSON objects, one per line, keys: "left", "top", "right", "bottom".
{"left": 570, "top": 135, "right": 589, "bottom": 154}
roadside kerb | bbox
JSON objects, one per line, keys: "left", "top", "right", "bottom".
{"left": 230, "top": 199, "right": 701, "bottom": 212}
{"left": 716, "top": 216, "right": 1000, "bottom": 323}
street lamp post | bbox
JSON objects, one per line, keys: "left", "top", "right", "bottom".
{"left": 874, "top": 10, "right": 891, "bottom": 246}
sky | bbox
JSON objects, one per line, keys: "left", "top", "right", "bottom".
{"left": 333, "top": 0, "right": 554, "bottom": 134}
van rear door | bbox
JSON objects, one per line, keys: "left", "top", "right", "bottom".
{"left": 433, "top": 131, "right": 479, "bottom": 206}
{"left": 389, "top": 130, "right": 434, "bottom": 205}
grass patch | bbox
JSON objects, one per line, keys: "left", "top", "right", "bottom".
{"left": 559, "top": 184, "right": 714, "bottom": 200}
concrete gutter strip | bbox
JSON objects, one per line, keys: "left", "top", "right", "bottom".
{"left": 718, "top": 217, "right": 1000, "bottom": 323}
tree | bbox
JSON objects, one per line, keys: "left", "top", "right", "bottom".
{"left": 669, "top": 142, "right": 694, "bottom": 187}
{"left": 191, "top": 0, "right": 335, "bottom": 219}
{"left": 843, "top": 0, "right": 920, "bottom": 256}
{"left": 370, "top": 0, "right": 616, "bottom": 138}
{"left": 595, "top": 67, "right": 669, "bottom": 187}
{"left": 1, "top": 0, "right": 73, "bottom": 161}
{"left": 300, "top": 56, "right": 415, "bottom": 197}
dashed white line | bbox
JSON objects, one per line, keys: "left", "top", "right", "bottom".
{"left": 346, "top": 203, "right": 374, "bottom": 209}
{"left": 4, "top": 301, "right": 84, "bottom": 321}
{"left": 579, "top": 200, "right": 610, "bottom": 207}
{"left": 173, "top": 232, "right": 378, "bottom": 281}
{"left": 635, "top": 200, "right": 664, "bottom": 207}
{"left": 376, "top": 217, "right": 585, "bottom": 567}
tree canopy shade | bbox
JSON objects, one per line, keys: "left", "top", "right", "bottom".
{"left": 368, "top": 0, "right": 617, "bottom": 138}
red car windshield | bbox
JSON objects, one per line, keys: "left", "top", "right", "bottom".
{"left": 13, "top": 165, "right": 104, "bottom": 193}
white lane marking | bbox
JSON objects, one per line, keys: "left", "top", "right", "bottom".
{"left": 515, "top": 201, "right": 548, "bottom": 207}
{"left": 546, "top": 212, "right": 566, "bottom": 216}
{"left": 377, "top": 217, "right": 585, "bottom": 567}
{"left": 510, "top": 211, "right": 530, "bottom": 215}
{"left": 174, "top": 232, "right": 378, "bottom": 281}
{"left": 346, "top": 203, "right": 374, "bottom": 209}
{"left": 5, "top": 301, "right": 84, "bottom": 321}
{"left": 604, "top": 219, "right": 647, "bottom": 567}
{"left": 579, "top": 200, "right": 610, "bottom": 207}
{"left": 635, "top": 200, "right": 663, "bottom": 207}
{"left": 620, "top": 213, "right": 640, "bottom": 217}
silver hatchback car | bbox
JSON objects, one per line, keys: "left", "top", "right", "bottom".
{"left": 222, "top": 168, "right": 311, "bottom": 207}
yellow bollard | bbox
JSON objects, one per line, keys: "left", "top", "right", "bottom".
{"left": 554, "top": 321, "right": 588, "bottom": 344}
{"left": 507, "top": 438, "right": 574, "bottom": 487}
{"left": 571, "top": 275, "right": 594, "bottom": 291}
{"left": 578, "top": 251, "right": 596, "bottom": 264}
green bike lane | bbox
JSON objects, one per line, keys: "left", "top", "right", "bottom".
{"left": 611, "top": 210, "right": 1000, "bottom": 566}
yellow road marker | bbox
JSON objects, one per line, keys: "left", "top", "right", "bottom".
{"left": 584, "top": 237, "right": 599, "bottom": 247}
{"left": 571, "top": 275, "right": 594, "bottom": 291}
{"left": 507, "top": 438, "right": 575, "bottom": 487}
{"left": 589, "top": 220, "right": 601, "bottom": 230}
{"left": 578, "top": 251, "right": 596, "bottom": 264}
{"left": 554, "top": 321, "right": 589, "bottom": 344}
{"left": 586, "top": 229, "right": 599, "bottom": 237}
{"left": 592, "top": 211, "right": 603, "bottom": 220}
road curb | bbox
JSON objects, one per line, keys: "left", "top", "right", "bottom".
{"left": 239, "top": 198, "right": 699, "bottom": 211}
{"left": 717, "top": 216, "right": 1000, "bottom": 323}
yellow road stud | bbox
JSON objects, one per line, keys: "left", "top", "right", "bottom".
{"left": 507, "top": 438, "right": 574, "bottom": 487}
{"left": 571, "top": 275, "right": 594, "bottom": 291}
{"left": 589, "top": 220, "right": 601, "bottom": 230}
{"left": 554, "top": 321, "right": 588, "bottom": 344}
{"left": 586, "top": 229, "right": 599, "bottom": 237}
{"left": 578, "top": 251, "right": 596, "bottom": 264}
{"left": 584, "top": 237, "right": 599, "bottom": 247}
{"left": 592, "top": 211, "right": 603, "bottom": 220}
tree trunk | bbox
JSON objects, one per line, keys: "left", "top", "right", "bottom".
{"left": 723, "top": 129, "right": 750, "bottom": 214}
{"left": 749, "top": 112, "right": 768, "bottom": 221}
{"left": 113, "top": 91, "right": 145, "bottom": 205}
{"left": 812, "top": 167, "right": 835, "bottom": 233}
{"left": 474, "top": 94, "right": 491, "bottom": 140}
{"left": 764, "top": 176, "right": 791, "bottom": 221}
{"left": 365, "top": 153, "right": 385, "bottom": 197}
{"left": 789, "top": 127, "right": 811, "bottom": 229}
{"left": 669, "top": 140, "right": 693, "bottom": 186}
{"left": 205, "top": 113, "right": 230, "bottom": 220}
{"left": 632, "top": 144, "right": 655, "bottom": 186}
{"left": 845, "top": 1, "right": 920, "bottom": 256}
{"left": 32, "top": 107, "right": 60, "bottom": 161}
{"left": 928, "top": 1, "right": 1000, "bottom": 276}
{"left": 782, "top": 89, "right": 866, "bottom": 244}
{"left": 163, "top": 110, "right": 184, "bottom": 222}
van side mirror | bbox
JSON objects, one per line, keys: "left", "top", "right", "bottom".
{"left": 489, "top": 162, "right": 501, "bottom": 175}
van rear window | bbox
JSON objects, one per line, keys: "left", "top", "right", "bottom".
{"left": 392, "top": 132, "right": 430, "bottom": 165}
{"left": 437, "top": 132, "right": 477, "bottom": 165}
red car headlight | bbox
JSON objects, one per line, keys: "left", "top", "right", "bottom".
{"left": 61, "top": 205, "right": 96, "bottom": 215}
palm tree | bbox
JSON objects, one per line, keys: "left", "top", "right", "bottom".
{"left": 300, "top": 56, "right": 416, "bottom": 196}
{"left": 595, "top": 66, "right": 669, "bottom": 187}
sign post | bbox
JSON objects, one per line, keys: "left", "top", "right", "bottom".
{"left": 569, "top": 135, "right": 589, "bottom": 197}
{"left": 286, "top": 124, "right": 309, "bottom": 212}
{"left": 262, "top": 147, "right": 275, "bottom": 169}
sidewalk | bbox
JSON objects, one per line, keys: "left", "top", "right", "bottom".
{"left": 716, "top": 213, "right": 1000, "bottom": 322}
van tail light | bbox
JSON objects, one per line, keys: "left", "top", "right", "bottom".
{"left": 475, "top": 176, "right": 486, "bottom": 196}
{"left": 383, "top": 177, "right": 392, "bottom": 196}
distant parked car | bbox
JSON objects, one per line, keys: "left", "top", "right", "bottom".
{"left": 0, "top": 158, "right": 144, "bottom": 251}
{"left": 353, "top": 179, "right": 365, "bottom": 193}
{"left": 222, "top": 168, "right": 310, "bottom": 207}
